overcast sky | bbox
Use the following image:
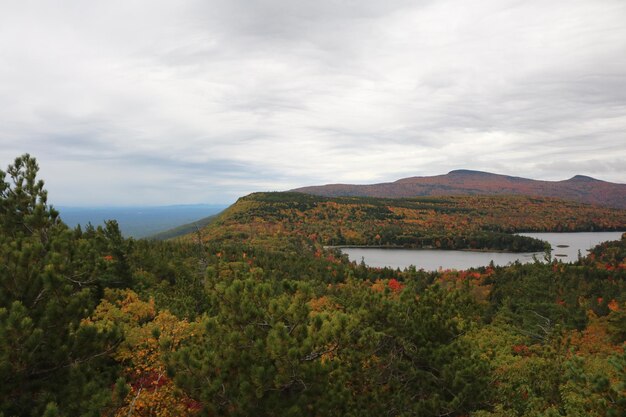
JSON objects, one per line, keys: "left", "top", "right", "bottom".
{"left": 1, "top": 0, "right": 625, "bottom": 206}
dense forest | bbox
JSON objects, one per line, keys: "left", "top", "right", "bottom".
{"left": 187, "top": 191, "right": 626, "bottom": 252}
{"left": 1, "top": 154, "right": 626, "bottom": 417}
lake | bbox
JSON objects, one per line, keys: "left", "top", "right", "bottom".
{"left": 340, "top": 232, "right": 624, "bottom": 271}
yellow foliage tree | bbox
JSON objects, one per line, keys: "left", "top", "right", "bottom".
{"left": 82, "top": 289, "right": 202, "bottom": 416}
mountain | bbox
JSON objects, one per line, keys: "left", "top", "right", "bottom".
{"left": 292, "top": 170, "right": 626, "bottom": 209}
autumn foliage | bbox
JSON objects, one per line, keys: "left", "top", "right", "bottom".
{"left": 82, "top": 289, "right": 201, "bottom": 417}
{"left": 188, "top": 192, "right": 626, "bottom": 253}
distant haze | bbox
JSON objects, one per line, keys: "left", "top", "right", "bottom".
{"left": 58, "top": 204, "right": 226, "bottom": 238}
{"left": 1, "top": 0, "right": 625, "bottom": 205}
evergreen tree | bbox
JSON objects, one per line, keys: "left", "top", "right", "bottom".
{"left": 0, "top": 155, "right": 122, "bottom": 416}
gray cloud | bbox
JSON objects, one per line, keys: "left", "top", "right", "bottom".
{"left": 0, "top": 0, "right": 625, "bottom": 205}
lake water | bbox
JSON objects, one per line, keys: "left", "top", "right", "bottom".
{"left": 340, "top": 232, "right": 624, "bottom": 271}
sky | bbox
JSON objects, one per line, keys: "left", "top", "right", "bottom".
{"left": 1, "top": 0, "right": 625, "bottom": 206}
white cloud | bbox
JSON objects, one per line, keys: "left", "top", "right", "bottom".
{"left": 0, "top": 0, "right": 625, "bottom": 205}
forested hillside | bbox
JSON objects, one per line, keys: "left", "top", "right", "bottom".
{"left": 2, "top": 155, "right": 626, "bottom": 417}
{"left": 189, "top": 192, "right": 626, "bottom": 252}
{"left": 293, "top": 170, "right": 626, "bottom": 209}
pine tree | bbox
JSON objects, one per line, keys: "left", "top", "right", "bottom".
{"left": 0, "top": 155, "right": 122, "bottom": 416}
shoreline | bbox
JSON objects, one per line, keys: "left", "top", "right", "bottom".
{"left": 324, "top": 245, "right": 547, "bottom": 254}
{"left": 325, "top": 231, "right": 626, "bottom": 254}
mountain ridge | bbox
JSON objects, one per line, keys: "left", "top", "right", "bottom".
{"left": 292, "top": 170, "right": 626, "bottom": 209}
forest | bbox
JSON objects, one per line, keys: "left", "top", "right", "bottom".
{"left": 189, "top": 191, "right": 626, "bottom": 252}
{"left": 1, "top": 154, "right": 626, "bottom": 417}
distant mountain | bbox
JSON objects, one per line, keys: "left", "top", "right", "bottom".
{"left": 57, "top": 204, "right": 227, "bottom": 238}
{"left": 292, "top": 170, "right": 626, "bottom": 209}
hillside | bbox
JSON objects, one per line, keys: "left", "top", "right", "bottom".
{"left": 292, "top": 170, "right": 626, "bottom": 209}
{"left": 189, "top": 192, "right": 626, "bottom": 252}
{"left": 149, "top": 212, "right": 220, "bottom": 240}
